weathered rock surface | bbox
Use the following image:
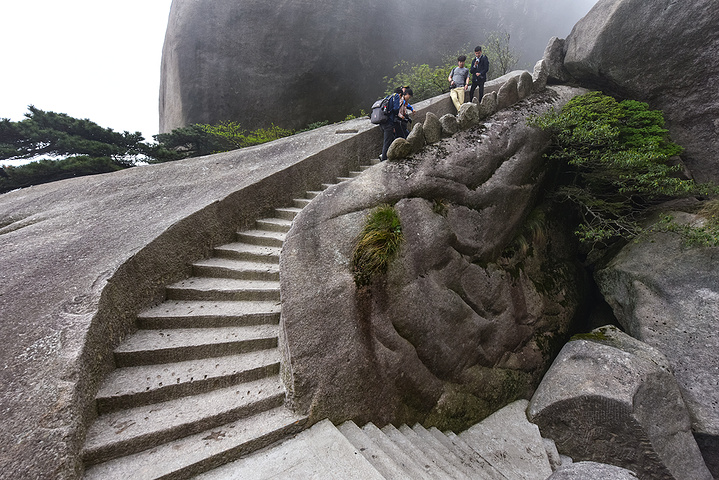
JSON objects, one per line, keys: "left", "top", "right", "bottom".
{"left": 422, "top": 112, "right": 442, "bottom": 144}
{"left": 280, "top": 86, "right": 589, "bottom": 431}
{"left": 548, "top": 461, "right": 639, "bottom": 480}
{"left": 594, "top": 213, "right": 719, "bottom": 477}
{"left": 528, "top": 326, "right": 713, "bottom": 480}
{"left": 563, "top": 0, "right": 719, "bottom": 182}
{"left": 497, "top": 76, "right": 520, "bottom": 110}
{"left": 0, "top": 117, "right": 385, "bottom": 480}
{"left": 439, "top": 113, "right": 459, "bottom": 137}
{"left": 159, "top": 0, "right": 599, "bottom": 132}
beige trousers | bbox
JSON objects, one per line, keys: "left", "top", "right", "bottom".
{"left": 450, "top": 87, "right": 466, "bottom": 112}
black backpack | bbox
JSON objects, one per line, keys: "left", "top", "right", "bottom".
{"left": 370, "top": 95, "right": 393, "bottom": 124}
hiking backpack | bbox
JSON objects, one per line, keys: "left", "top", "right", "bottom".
{"left": 370, "top": 95, "right": 392, "bottom": 124}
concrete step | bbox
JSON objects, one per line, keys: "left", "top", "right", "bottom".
{"left": 194, "top": 419, "right": 385, "bottom": 480}
{"left": 359, "top": 165, "right": 373, "bottom": 171}
{"left": 165, "top": 277, "right": 280, "bottom": 302}
{"left": 338, "top": 421, "right": 412, "bottom": 480}
{"left": 411, "top": 424, "right": 478, "bottom": 479}
{"left": 191, "top": 257, "right": 279, "bottom": 281}
{"left": 361, "top": 422, "right": 434, "bottom": 480}
{"left": 458, "top": 400, "right": 553, "bottom": 480}
{"left": 113, "top": 325, "right": 279, "bottom": 367}
{"left": 336, "top": 176, "right": 354, "bottom": 183}
{"left": 213, "top": 242, "right": 281, "bottom": 263}
{"left": 83, "top": 375, "right": 285, "bottom": 465}
{"left": 292, "top": 198, "right": 312, "bottom": 209}
{"left": 320, "top": 183, "right": 337, "bottom": 190}
{"left": 236, "top": 229, "right": 286, "bottom": 248}
{"left": 429, "top": 427, "right": 506, "bottom": 480}
{"left": 273, "top": 206, "right": 303, "bottom": 221}
{"left": 348, "top": 171, "right": 363, "bottom": 177}
{"left": 305, "top": 190, "right": 324, "bottom": 199}
{"left": 137, "top": 300, "right": 281, "bottom": 329}
{"left": 96, "top": 349, "right": 280, "bottom": 414}
{"left": 382, "top": 424, "right": 450, "bottom": 479}
{"left": 83, "top": 406, "right": 308, "bottom": 480}
{"left": 255, "top": 217, "right": 292, "bottom": 233}
{"left": 399, "top": 424, "right": 471, "bottom": 480}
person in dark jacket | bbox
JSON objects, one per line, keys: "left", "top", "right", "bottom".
{"left": 379, "top": 91, "right": 401, "bottom": 161}
{"left": 468, "top": 46, "right": 490, "bottom": 103}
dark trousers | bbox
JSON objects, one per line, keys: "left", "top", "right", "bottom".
{"left": 468, "top": 80, "right": 486, "bottom": 103}
{"left": 380, "top": 121, "right": 398, "bottom": 160}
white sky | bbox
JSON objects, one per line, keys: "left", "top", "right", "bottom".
{"left": 1, "top": 1, "right": 173, "bottom": 144}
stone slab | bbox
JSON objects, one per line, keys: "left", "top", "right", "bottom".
{"left": 193, "top": 419, "right": 384, "bottom": 480}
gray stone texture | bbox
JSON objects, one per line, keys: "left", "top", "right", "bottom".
{"left": 528, "top": 326, "right": 713, "bottom": 480}
{"left": 439, "top": 113, "right": 459, "bottom": 137}
{"left": 406, "top": 122, "right": 425, "bottom": 154}
{"left": 280, "top": 86, "right": 589, "bottom": 430}
{"left": 517, "top": 72, "right": 534, "bottom": 100}
{"left": 422, "top": 112, "right": 443, "bottom": 144}
{"left": 0, "top": 99, "right": 455, "bottom": 479}
{"left": 548, "top": 462, "right": 639, "bottom": 480}
{"left": 478, "top": 92, "right": 498, "bottom": 120}
{"left": 563, "top": 0, "right": 719, "bottom": 182}
{"left": 594, "top": 214, "right": 719, "bottom": 477}
{"left": 497, "top": 76, "right": 520, "bottom": 110}
{"left": 387, "top": 138, "right": 413, "bottom": 161}
{"left": 457, "top": 102, "right": 479, "bottom": 130}
{"left": 159, "top": 0, "right": 600, "bottom": 132}
{"left": 541, "top": 37, "right": 571, "bottom": 84}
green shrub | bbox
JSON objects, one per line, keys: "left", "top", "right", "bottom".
{"left": 351, "top": 204, "right": 404, "bottom": 287}
{"left": 528, "top": 91, "right": 717, "bottom": 248}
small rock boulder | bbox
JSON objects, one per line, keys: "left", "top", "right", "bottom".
{"left": 528, "top": 326, "right": 713, "bottom": 480}
{"left": 497, "top": 76, "right": 520, "bottom": 110}
{"left": 406, "top": 122, "right": 425, "bottom": 154}
{"left": 548, "top": 462, "right": 639, "bottom": 480}
{"left": 478, "top": 92, "right": 498, "bottom": 120}
{"left": 517, "top": 71, "right": 533, "bottom": 100}
{"left": 387, "top": 137, "right": 412, "bottom": 160}
{"left": 422, "top": 112, "right": 442, "bottom": 144}
{"left": 457, "top": 102, "right": 479, "bottom": 130}
{"left": 439, "top": 113, "right": 459, "bottom": 136}
{"left": 532, "top": 59, "right": 548, "bottom": 93}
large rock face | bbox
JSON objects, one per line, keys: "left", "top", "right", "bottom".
{"left": 562, "top": 0, "right": 719, "bottom": 183}
{"left": 280, "top": 86, "right": 589, "bottom": 431}
{"left": 160, "top": 0, "right": 598, "bottom": 132}
{"left": 594, "top": 212, "right": 719, "bottom": 477}
{"left": 528, "top": 327, "right": 712, "bottom": 480}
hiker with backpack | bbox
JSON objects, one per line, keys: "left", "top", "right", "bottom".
{"left": 397, "top": 87, "right": 414, "bottom": 139}
{"left": 448, "top": 55, "right": 470, "bottom": 112}
{"left": 468, "top": 46, "right": 490, "bottom": 103}
{"left": 377, "top": 89, "right": 402, "bottom": 161}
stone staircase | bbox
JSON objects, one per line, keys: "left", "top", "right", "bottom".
{"left": 193, "top": 400, "right": 562, "bottom": 479}
{"left": 81, "top": 161, "right": 375, "bottom": 479}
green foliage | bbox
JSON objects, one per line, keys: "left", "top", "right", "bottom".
{"left": 482, "top": 31, "right": 520, "bottom": 79}
{"left": 528, "top": 91, "right": 717, "bottom": 248}
{"left": 1, "top": 106, "right": 145, "bottom": 163}
{"left": 351, "top": 204, "right": 404, "bottom": 287}
{"left": 649, "top": 199, "right": 719, "bottom": 247}
{"left": 384, "top": 61, "right": 452, "bottom": 102}
{"left": 0, "top": 106, "right": 143, "bottom": 192}
{"left": 150, "top": 121, "right": 293, "bottom": 162}
{"left": 0, "top": 156, "right": 124, "bottom": 194}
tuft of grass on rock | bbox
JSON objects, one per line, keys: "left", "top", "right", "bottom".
{"left": 351, "top": 204, "right": 403, "bottom": 287}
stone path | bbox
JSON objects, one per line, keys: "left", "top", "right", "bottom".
{"left": 81, "top": 162, "right": 374, "bottom": 479}
{"left": 193, "top": 400, "right": 560, "bottom": 480}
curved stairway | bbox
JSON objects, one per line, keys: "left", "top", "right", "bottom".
{"left": 192, "top": 400, "right": 562, "bottom": 479}
{"left": 81, "top": 161, "right": 375, "bottom": 479}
